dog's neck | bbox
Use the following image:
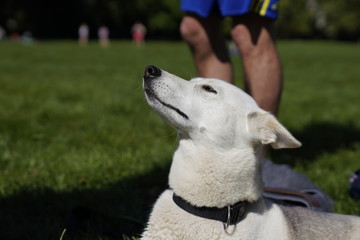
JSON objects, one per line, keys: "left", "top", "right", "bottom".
{"left": 169, "top": 138, "right": 263, "bottom": 208}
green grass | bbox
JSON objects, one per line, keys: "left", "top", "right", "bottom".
{"left": 0, "top": 40, "right": 359, "bottom": 239}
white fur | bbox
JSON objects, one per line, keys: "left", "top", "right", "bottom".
{"left": 141, "top": 68, "right": 360, "bottom": 239}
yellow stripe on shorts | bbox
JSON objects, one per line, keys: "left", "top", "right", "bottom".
{"left": 260, "top": 0, "right": 271, "bottom": 16}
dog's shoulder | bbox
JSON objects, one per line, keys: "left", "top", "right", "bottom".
{"left": 279, "top": 205, "right": 360, "bottom": 240}
{"left": 141, "top": 190, "right": 177, "bottom": 239}
{"left": 149, "top": 189, "right": 174, "bottom": 216}
{"left": 142, "top": 190, "right": 224, "bottom": 240}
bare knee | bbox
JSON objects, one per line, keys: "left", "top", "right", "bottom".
{"left": 180, "top": 16, "right": 208, "bottom": 46}
{"left": 231, "top": 25, "right": 256, "bottom": 57}
{"left": 231, "top": 22, "right": 276, "bottom": 59}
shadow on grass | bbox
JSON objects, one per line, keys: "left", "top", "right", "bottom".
{"left": 0, "top": 163, "right": 171, "bottom": 240}
{"left": 270, "top": 121, "right": 360, "bottom": 167}
{"left": 1, "top": 121, "right": 359, "bottom": 239}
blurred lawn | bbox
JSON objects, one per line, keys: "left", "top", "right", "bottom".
{"left": 0, "top": 40, "right": 359, "bottom": 239}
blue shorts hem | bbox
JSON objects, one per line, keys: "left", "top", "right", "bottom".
{"left": 181, "top": 0, "right": 279, "bottom": 19}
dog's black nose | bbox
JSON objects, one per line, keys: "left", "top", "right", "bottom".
{"left": 144, "top": 65, "right": 161, "bottom": 79}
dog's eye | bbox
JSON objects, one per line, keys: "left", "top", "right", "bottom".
{"left": 202, "top": 85, "right": 217, "bottom": 94}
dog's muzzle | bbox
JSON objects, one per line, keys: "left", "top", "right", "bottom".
{"left": 142, "top": 65, "right": 189, "bottom": 120}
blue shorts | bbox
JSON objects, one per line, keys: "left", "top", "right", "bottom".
{"left": 181, "top": 0, "right": 279, "bottom": 19}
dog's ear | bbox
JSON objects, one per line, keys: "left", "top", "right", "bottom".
{"left": 247, "top": 112, "right": 301, "bottom": 149}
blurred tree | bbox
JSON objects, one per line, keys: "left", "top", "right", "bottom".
{"left": 74, "top": 0, "right": 183, "bottom": 39}
{"left": 319, "top": 0, "right": 360, "bottom": 40}
{"left": 276, "top": 0, "right": 315, "bottom": 39}
{"left": 0, "top": 0, "right": 358, "bottom": 40}
{"left": 276, "top": 0, "right": 360, "bottom": 40}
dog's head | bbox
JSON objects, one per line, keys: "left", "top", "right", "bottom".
{"left": 143, "top": 65, "right": 301, "bottom": 150}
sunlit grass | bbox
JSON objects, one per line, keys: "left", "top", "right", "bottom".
{"left": 0, "top": 40, "right": 359, "bottom": 239}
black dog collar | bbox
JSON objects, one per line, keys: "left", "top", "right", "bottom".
{"left": 173, "top": 193, "right": 248, "bottom": 228}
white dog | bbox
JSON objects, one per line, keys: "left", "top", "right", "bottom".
{"left": 141, "top": 66, "right": 360, "bottom": 240}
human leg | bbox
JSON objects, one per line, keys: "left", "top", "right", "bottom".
{"left": 180, "top": 13, "right": 233, "bottom": 83}
{"left": 231, "top": 13, "right": 282, "bottom": 115}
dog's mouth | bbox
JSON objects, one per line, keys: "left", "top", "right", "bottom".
{"left": 144, "top": 87, "right": 189, "bottom": 120}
